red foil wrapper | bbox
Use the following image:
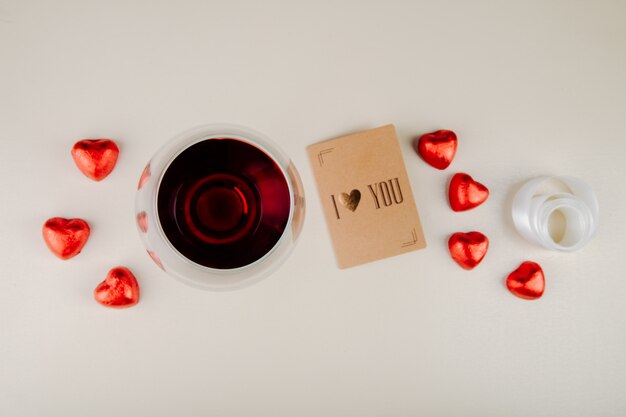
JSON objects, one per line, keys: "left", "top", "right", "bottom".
{"left": 449, "top": 173, "right": 489, "bottom": 212}
{"left": 448, "top": 231, "right": 489, "bottom": 270}
{"left": 415, "top": 129, "right": 458, "bottom": 170}
{"left": 506, "top": 261, "right": 545, "bottom": 300}
{"left": 71, "top": 139, "right": 119, "bottom": 181}
{"left": 42, "top": 217, "right": 90, "bottom": 260}
{"left": 94, "top": 267, "right": 140, "bottom": 308}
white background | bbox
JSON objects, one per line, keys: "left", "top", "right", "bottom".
{"left": 1, "top": 1, "right": 626, "bottom": 416}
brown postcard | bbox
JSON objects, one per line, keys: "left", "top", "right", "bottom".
{"left": 307, "top": 124, "right": 426, "bottom": 268}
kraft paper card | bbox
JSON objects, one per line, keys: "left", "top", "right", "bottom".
{"left": 307, "top": 124, "right": 426, "bottom": 268}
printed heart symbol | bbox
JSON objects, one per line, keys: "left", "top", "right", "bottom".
{"left": 136, "top": 211, "right": 148, "bottom": 233}
{"left": 339, "top": 189, "right": 361, "bottom": 212}
{"left": 137, "top": 164, "right": 150, "bottom": 190}
{"left": 42, "top": 217, "right": 90, "bottom": 260}
{"left": 449, "top": 173, "right": 489, "bottom": 211}
{"left": 415, "top": 129, "right": 458, "bottom": 170}
{"left": 94, "top": 267, "right": 140, "bottom": 308}
{"left": 147, "top": 250, "right": 164, "bottom": 270}
{"left": 71, "top": 139, "right": 119, "bottom": 181}
{"left": 506, "top": 261, "right": 545, "bottom": 300}
{"left": 448, "top": 231, "right": 489, "bottom": 270}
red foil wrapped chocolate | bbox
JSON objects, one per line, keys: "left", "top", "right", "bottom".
{"left": 94, "top": 267, "right": 140, "bottom": 308}
{"left": 42, "top": 217, "right": 90, "bottom": 260}
{"left": 71, "top": 139, "right": 119, "bottom": 181}
{"left": 506, "top": 261, "right": 545, "bottom": 300}
{"left": 449, "top": 173, "right": 489, "bottom": 212}
{"left": 415, "top": 129, "right": 458, "bottom": 170}
{"left": 448, "top": 231, "right": 489, "bottom": 270}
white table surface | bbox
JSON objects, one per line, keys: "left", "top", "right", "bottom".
{"left": 2, "top": 1, "right": 626, "bottom": 416}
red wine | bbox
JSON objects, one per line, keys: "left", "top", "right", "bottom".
{"left": 157, "top": 138, "right": 291, "bottom": 269}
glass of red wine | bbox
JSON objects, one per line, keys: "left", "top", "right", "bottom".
{"left": 135, "top": 124, "right": 305, "bottom": 290}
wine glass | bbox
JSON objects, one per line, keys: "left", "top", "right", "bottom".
{"left": 135, "top": 124, "right": 305, "bottom": 291}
